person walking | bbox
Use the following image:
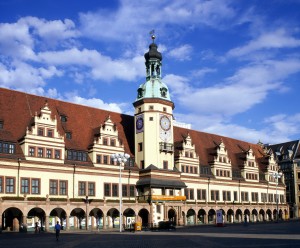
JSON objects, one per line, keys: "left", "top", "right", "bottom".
{"left": 54, "top": 221, "right": 61, "bottom": 241}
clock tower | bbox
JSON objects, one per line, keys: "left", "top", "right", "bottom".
{"left": 133, "top": 34, "right": 174, "bottom": 170}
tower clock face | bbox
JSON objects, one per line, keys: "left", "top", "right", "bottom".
{"left": 136, "top": 116, "right": 144, "bottom": 131}
{"left": 160, "top": 115, "right": 171, "bottom": 131}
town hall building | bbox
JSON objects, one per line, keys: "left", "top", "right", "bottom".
{"left": 0, "top": 37, "right": 288, "bottom": 232}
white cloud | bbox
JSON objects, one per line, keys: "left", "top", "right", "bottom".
{"left": 227, "top": 29, "right": 300, "bottom": 58}
{"left": 37, "top": 48, "right": 145, "bottom": 82}
{"left": 168, "top": 44, "right": 193, "bottom": 61}
{"left": 79, "top": 0, "right": 239, "bottom": 42}
{"left": 64, "top": 93, "right": 123, "bottom": 113}
{"left": 192, "top": 67, "right": 217, "bottom": 78}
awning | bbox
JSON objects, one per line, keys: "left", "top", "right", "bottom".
{"left": 136, "top": 178, "right": 187, "bottom": 189}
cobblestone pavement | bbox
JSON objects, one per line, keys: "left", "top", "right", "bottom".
{"left": 1, "top": 221, "right": 300, "bottom": 248}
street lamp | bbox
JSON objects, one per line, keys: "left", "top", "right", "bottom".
{"left": 271, "top": 171, "right": 283, "bottom": 222}
{"left": 111, "top": 153, "right": 130, "bottom": 232}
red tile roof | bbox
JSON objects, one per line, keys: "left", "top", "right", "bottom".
{"left": 0, "top": 87, "right": 268, "bottom": 172}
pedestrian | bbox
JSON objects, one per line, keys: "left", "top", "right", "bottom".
{"left": 34, "top": 222, "right": 39, "bottom": 234}
{"left": 54, "top": 221, "right": 61, "bottom": 241}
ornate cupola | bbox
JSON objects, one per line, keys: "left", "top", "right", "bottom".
{"left": 135, "top": 34, "right": 171, "bottom": 102}
{"left": 133, "top": 32, "right": 175, "bottom": 171}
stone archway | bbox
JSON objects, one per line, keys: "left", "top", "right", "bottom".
{"left": 49, "top": 207, "right": 66, "bottom": 229}
{"left": 208, "top": 209, "right": 216, "bottom": 224}
{"left": 106, "top": 208, "right": 119, "bottom": 229}
{"left": 123, "top": 208, "right": 135, "bottom": 228}
{"left": 186, "top": 209, "right": 196, "bottom": 225}
{"left": 251, "top": 209, "right": 258, "bottom": 222}
{"left": 259, "top": 209, "right": 265, "bottom": 221}
{"left": 235, "top": 209, "right": 242, "bottom": 222}
{"left": 168, "top": 208, "right": 176, "bottom": 223}
{"left": 89, "top": 208, "right": 103, "bottom": 229}
{"left": 198, "top": 209, "right": 206, "bottom": 224}
{"left": 70, "top": 208, "right": 85, "bottom": 230}
{"left": 266, "top": 209, "right": 272, "bottom": 221}
{"left": 138, "top": 208, "right": 149, "bottom": 227}
{"left": 27, "top": 207, "right": 46, "bottom": 231}
{"left": 227, "top": 209, "right": 234, "bottom": 223}
{"left": 244, "top": 209, "right": 250, "bottom": 222}
{"left": 2, "top": 207, "right": 23, "bottom": 232}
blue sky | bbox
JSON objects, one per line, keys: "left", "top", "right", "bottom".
{"left": 0, "top": 0, "right": 300, "bottom": 144}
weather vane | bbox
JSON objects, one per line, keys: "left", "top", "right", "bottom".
{"left": 149, "top": 29, "right": 156, "bottom": 43}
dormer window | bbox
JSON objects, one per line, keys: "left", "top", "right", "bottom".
{"left": 103, "top": 138, "right": 108, "bottom": 145}
{"left": 160, "top": 87, "right": 167, "bottom": 98}
{"left": 110, "top": 139, "right": 115, "bottom": 146}
{"left": 137, "top": 88, "right": 144, "bottom": 98}
{"left": 47, "top": 129, "right": 53, "bottom": 138}
{"left": 66, "top": 132, "right": 72, "bottom": 139}
{"left": 38, "top": 128, "right": 44, "bottom": 136}
{"left": 60, "top": 115, "right": 67, "bottom": 122}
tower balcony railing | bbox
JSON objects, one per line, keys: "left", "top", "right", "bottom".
{"left": 159, "top": 142, "right": 174, "bottom": 153}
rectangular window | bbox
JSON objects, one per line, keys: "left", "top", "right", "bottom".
{"left": 251, "top": 192, "right": 259, "bottom": 202}
{"left": 140, "top": 160, "right": 144, "bottom": 169}
{"left": 110, "top": 139, "right": 116, "bottom": 146}
{"left": 8, "top": 144, "right": 15, "bottom": 154}
{"left": 6, "top": 177, "right": 15, "bottom": 193}
{"left": 163, "top": 160, "right": 168, "bottom": 170}
{"left": 261, "top": 193, "right": 267, "bottom": 203}
{"left": 96, "top": 155, "right": 102, "bottom": 164}
{"left": 55, "top": 150, "right": 60, "bottom": 159}
{"left": 149, "top": 105, "right": 154, "bottom": 110}
{"left": 169, "top": 189, "right": 174, "bottom": 196}
{"left": 223, "top": 191, "right": 231, "bottom": 201}
{"left": 29, "top": 147, "right": 35, "bottom": 157}
{"left": 157, "top": 205, "right": 161, "bottom": 213}
{"left": 50, "top": 180, "right": 58, "bottom": 195}
{"left": 234, "top": 191, "right": 238, "bottom": 201}
{"left": 103, "top": 138, "right": 108, "bottom": 145}
{"left": 59, "top": 180, "right": 67, "bottom": 195}
{"left": 104, "top": 183, "right": 111, "bottom": 197}
{"left": 3, "top": 143, "right": 8, "bottom": 153}
{"left": 0, "top": 176, "right": 3, "bottom": 193}
{"left": 197, "top": 189, "right": 206, "bottom": 200}
{"left": 38, "top": 128, "right": 44, "bottom": 136}
{"left": 46, "top": 149, "right": 52, "bottom": 158}
{"left": 112, "top": 184, "right": 118, "bottom": 197}
{"left": 130, "top": 185, "right": 135, "bottom": 197}
{"left": 31, "top": 179, "right": 40, "bottom": 194}
{"left": 38, "top": 148, "right": 43, "bottom": 157}
{"left": 122, "top": 185, "right": 128, "bottom": 197}
{"left": 211, "top": 190, "right": 219, "bottom": 201}
{"left": 241, "top": 191, "right": 249, "bottom": 202}
{"left": 138, "top": 142, "right": 143, "bottom": 152}
{"left": 103, "top": 155, "right": 108, "bottom": 164}
{"left": 88, "top": 182, "right": 95, "bottom": 196}
{"left": 21, "top": 178, "right": 30, "bottom": 194}
{"left": 79, "top": 182, "right": 86, "bottom": 196}
{"left": 47, "top": 129, "right": 54, "bottom": 137}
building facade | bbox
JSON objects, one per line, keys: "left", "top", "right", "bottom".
{"left": 267, "top": 141, "right": 300, "bottom": 218}
{"left": 0, "top": 39, "right": 288, "bottom": 232}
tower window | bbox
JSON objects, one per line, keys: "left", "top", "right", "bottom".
{"left": 149, "top": 117, "right": 153, "bottom": 121}
{"left": 140, "top": 160, "right": 144, "bottom": 169}
{"left": 138, "top": 142, "right": 143, "bottom": 152}
{"left": 149, "top": 105, "right": 154, "bottom": 110}
{"left": 163, "top": 160, "right": 168, "bottom": 170}
{"left": 138, "top": 107, "right": 141, "bottom": 113}
{"left": 163, "top": 107, "right": 167, "bottom": 112}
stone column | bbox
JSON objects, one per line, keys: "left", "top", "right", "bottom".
{"left": 91, "top": 216, "right": 95, "bottom": 230}
{"left": 66, "top": 216, "right": 70, "bottom": 231}
{"left": 45, "top": 216, "right": 49, "bottom": 232}
{"left": 102, "top": 214, "right": 107, "bottom": 230}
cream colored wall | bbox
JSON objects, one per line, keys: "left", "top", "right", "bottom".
{"left": 135, "top": 102, "right": 174, "bottom": 169}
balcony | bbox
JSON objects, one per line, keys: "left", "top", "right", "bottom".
{"left": 159, "top": 142, "right": 174, "bottom": 153}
